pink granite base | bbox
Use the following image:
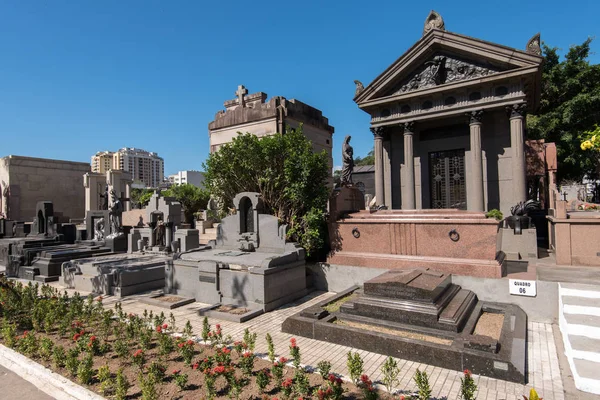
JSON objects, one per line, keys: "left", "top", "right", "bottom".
{"left": 328, "top": 251, "right": 504, "bottom": 278}
{"left": 328, "top": 209, "right": 503, "bottom": 278}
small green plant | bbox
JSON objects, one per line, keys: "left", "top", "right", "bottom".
{"left": 157, "top": 328, "right": 175, "bottom": 356}
{"left": 293, "top": 368, "right": 311, "bottom": 396}
{"left": 289, "top": 338, "right": 301, "bottom": 369}
{"left": 97, "top": 365, "right": 114, "bottom": 396}
{"left": 203, "top": 369, "right": 217, "bottom": 400}
{"left": 52, "top": 345, "right": 66, "bottom": 368}
{"left": 1, "top": 320, "right": 17, "bottom": 348}
{"left": 132, "top": 349, "right": 145, "bottom": 370}
{"left": 381, "top": 356, "right": 400, "bottom": 394}
{"left": 485, "top": 209, "right": 503, "bottom": 221}
{"left": 281, "top": 377, "right": 293, "bottom": 399}
{"left": 172, "top": 370, "right": 189, "bottom": 391}
{"left": 460, "top": 369, "right": 477, "bottom": 400}
{"left": 243, "top": 328, "right": 257, "bottom": 351}
{"left": 77, "top": 352, "right": 94, "bottom": 385}
{"left": 183, "top": 320, "right": 193, "bottom": 339}
{"left": 18, "top": 330, "right": 38, "bottom": 357}
{"left": 139, "top": 371, "right": 158, "bottom": 400}
{"left": 168, "top": 312, "right": 177, "bottom": 332}
{"left": 202, "top": 316, "right": 211, "bottom": 342}
{"left": 115, "top": 368, "right": 129, "bottom": 400}
{"left": 256, "top": 368, "right": 271, "bottom": 393}
{"left": 65, "top": 347, "right": 80, "bottom": 376}
{"left": 139, "top": 327, "right": 152, "bottom": 350}
{"left": 239, "top": 351, "right": 255, "bottom": 376}
{"left": 414, "top": 369, "right": 432, "bottom": 400}
{"left": 317, "top": 360, "right": 332, "bottom": 380}
{"left": 177, "top": 339, "right": 196, "bottom": 365}
{"left": 39, "top": 337, "right": 54, "bottom": 360}
{"left": 272, "top": 357, "right": 287, "bottom": 386}
{"left": 326, "top": 374, "right": 345, "bottom": 400}
{"left": 114, "top": 338, "right": 129, "bottom": 359}
{"left": 346, "top": 351, "right": 364, "bottom": 385}
{"left": 148, "top": 361, "right": 167, "bottom": 382}
{"left": 228, "top": 375, "right": 245, "bottom": 400}
{"left": 266, "top": 333, "right": 275, "bottom": 363}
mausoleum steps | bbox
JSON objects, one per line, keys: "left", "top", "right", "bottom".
{"left": 200, "top": 226, "right": 218, "bottom": 245}
{"left": 559, "top": 283, "right": 600, "bottom": 395}
{"left": 340, "top": 273, "right": 477, "bottom": 333}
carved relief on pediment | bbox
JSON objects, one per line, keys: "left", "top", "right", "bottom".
{"left": 388, "top": 55, "right": 501, "bottom": 96}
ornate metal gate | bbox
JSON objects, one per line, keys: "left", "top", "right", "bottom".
{"left": 429, "top": 149, "right": 466, "bottom": 209}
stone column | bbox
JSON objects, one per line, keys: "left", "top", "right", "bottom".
{"left": 507, "top": 104, "right": 528, "bottom": 202}
{"left": 148, "top": 222, "right": 156, "bottom": 247}
{"left": 370, "top": 127, "right": 386, "bottom": 206}
{"left": 467, "top": 110, "right": 485, "bottom": 211}
{"left": 403, "top": 122, "right": 416, "bottom": 209}
{"left": 165, "top": 223, "right": 172, "bottom": 248}
{"left": 383, "top": 139, "right": 392, "bottom": 207}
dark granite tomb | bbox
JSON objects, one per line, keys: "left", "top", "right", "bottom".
{"left": 283, "top": 268, "right": 527, "bottom": 383}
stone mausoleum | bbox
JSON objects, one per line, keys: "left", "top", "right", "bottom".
{"left": 353, "top": 11, "right": 543, "bottom": 216}
{"left": 208, "top": 85, "right": 335, "bottom": 174}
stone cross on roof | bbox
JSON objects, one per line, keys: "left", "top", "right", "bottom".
{"left": 235, "top": 85, "right": 248, "bottom": 108}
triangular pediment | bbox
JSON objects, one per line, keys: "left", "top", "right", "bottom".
{"left": 354, "top": 29, "right": 543, "bottom": 105}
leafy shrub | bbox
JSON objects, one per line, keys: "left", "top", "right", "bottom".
{"left": 380, "top": 356, "right": 400, "bottom": 393}
{"left": 266, "top": 333, "right": 275, "bottom": 363}
{"left": 485, "top": 209, "right": 503, "bottom": 221}
{"left": 414, "top": 369, "right": 432, "bottom": 400}
{"left": 317, "top": 360, "right": 332, "bottom": 380}
{"left": 460, "top": 369, "right": 477, "bottom": 400}
{"left": 203, "top": 127, "right": 330, "bottom": 258}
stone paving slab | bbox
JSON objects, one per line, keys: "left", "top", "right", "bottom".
{"left": 48, "top": 284, "right": 565, "bottom": 400}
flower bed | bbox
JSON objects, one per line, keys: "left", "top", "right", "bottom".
{"left": 0, "top": 277, "right": 397, "bottom": 400}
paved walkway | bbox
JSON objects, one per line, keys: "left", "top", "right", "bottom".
{"left": 47, "top": 286, "right": 563, "bottom": 400}
{"left": 0, "top": 364, "right": 54, "bottom": 400}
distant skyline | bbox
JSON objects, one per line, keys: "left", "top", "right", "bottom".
{"left": 1, "top": 1, "right": 598, "bottom": 175}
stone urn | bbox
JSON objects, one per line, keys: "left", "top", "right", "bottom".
{"left": 503, "top": 215, "right": 531, "bottom": 235}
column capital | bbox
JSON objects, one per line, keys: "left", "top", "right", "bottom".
{"left": 370, "top": 126, "right": 386, "bottom": 139}
{"left": 466, "top": 110, "right": 484, "bottom": 124}
{"left": 506, "top": 103, "right": 527, "bottom": 119}
{"left": 402, "top": 121, "right": 416, "bottom": 134}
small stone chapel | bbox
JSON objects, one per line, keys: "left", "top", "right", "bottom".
{"left": 353, "top": 11, "right": 544, "bottom": 216}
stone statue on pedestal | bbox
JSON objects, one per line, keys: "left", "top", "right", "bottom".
{"left": 154, "top": 217, "right": 165, "bottom": 247}
{"left": 107, "top": 190, "right": 123, "bottom": 238}
{"left": 99, "top": 186, "right": 109, "bottom": 211}
{"left": 341, "top": 135, "right": 354, "bottom": 186}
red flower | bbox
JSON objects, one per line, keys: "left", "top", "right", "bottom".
{"left": 172, "top": 369, "right": 180, "bottom": 375}
{"left": 73, "top": 333, "right": 80, "bottom": 341}
{"left": 328, "top": 373, "right": 336, "bottom": 383}
{"left": 243, "top": 351, "right": 253, "bottom": 358}
{"left": 162, "top": 323, "right": 168, "bottom": 329}
{"left": 463, "top": 369, "right": 471, "bottom": 377}
{"left": 222, "top": 348, "right": 231, "bottom": 354}
{"left": 290, "top": 338, "right": 297, "bottom": 348}
{"left": 89, "top": 335, "right": 96, "bottom": 342}
{"left": 186, "top": 340, "right": 194, "bottom": 346}
{"left": 133, "top": 349, "right": 143, "bottom": 357}
{"left": 23, "top": 331, "right": 29, "bottom": 337}
{"left": 213, "top": 365, "right": 225, "bottom": 374}
{"left": 215, "top": 324, "right": 221, "bottom": 330}
{"left": 192, "top": 363, "right": 199, "bottom": 370}
{"left": 336, "top": 378, "right": 342, "bottom": 385}
{"left": 97, "top": 296, "right": 103, "bottom": 303}
{"left": 360, "top": 374, "right": 372, "bottom": 386}
{"left": 279, "top": 357, "right": 288, "bottom": 364}
{"left": 178, "top": 342, "right": 185, "bottom": 348}
{"left": 282, "top": 378, "right": 293, "bottom": 388}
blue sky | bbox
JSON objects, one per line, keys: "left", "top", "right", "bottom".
{"left": 1, "top": 1, "right": 598, "bottom": 175}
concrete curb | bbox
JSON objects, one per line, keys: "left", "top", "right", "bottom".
{"left": 0, "top": 344, "right": 105, "bottom": 400}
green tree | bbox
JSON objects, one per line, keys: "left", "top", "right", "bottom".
{"left": 354, "top": 148, "right": 375, "bottom": 166}
{"left": 130, "top": 188, "right": 154, "bottom": 209}
{"left": 527, "top": 38, "right": 600, "bottom": 182}
{"left": 203, "top": 126, "right": 330, "bottom": 257}
{"left": 162, "top": 183, "right": 210, "bottom": 224}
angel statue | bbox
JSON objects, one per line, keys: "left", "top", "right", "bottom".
{"left": 341, "top": 135, "right": 354, "bottom": 186}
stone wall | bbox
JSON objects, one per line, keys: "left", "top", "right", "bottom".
{"left": 0, "top": 155, "right": 90, "bottom": 221}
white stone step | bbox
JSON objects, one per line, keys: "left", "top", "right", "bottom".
{"left": 205, "top": 228, "right": 218, "bottom": 235}
{"left": 559, "top": 283, "right": 600, "bottom": 395}
{"left": 212, "top": 223, "right": 220, "bottom": 229}
{"left": 569, "top": 335, "right": 600, "bottom": 363}
{"left": 572, "top": 359, "right": 600, "bottom": 395}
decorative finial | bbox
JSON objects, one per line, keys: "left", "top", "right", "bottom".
{"left": 423, "top": 10, "right": 445, "bottom": 36}
{"left": 526, "top": 33, "right": 542, "bottom": 56}
{"left": 354, "top": 80, "right": 364, "bottom": 97}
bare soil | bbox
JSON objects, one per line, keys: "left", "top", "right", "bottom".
{"left": 473, "top": 312, "right": 504, "bottom": 340}
{"left": 322, "top": 293, "right": 357, "bottom": 313}
{"left": 214, "top": 305, "right": 251, "bottom": 315}
{"left": 334, "top": 319, "right": 452, "bottom": 345}
{"left": 152, "top": 295, "right": 188, "bottom": 303}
